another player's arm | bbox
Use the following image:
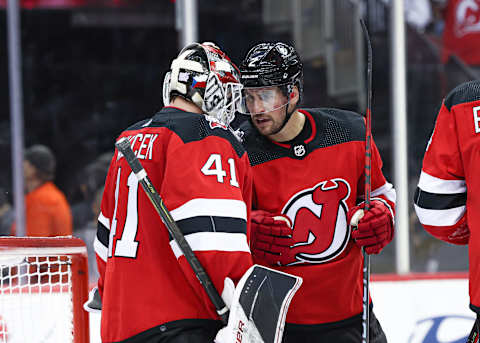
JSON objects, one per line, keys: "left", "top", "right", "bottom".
{"left": 414, "top": 102, "right": 468, "bottom": 245}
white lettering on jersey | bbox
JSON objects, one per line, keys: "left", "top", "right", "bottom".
{"left": 137, "top": 134, "right": 150, "bottom": 159}
{"left": 474, "top": 106, "right": 480, "bottom": 133}
{"left": 118, "top": 134, "right": 158, "bottom": 161}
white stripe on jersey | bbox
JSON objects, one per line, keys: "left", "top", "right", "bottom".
{"left": 170, "top": 198, "right": 247, "bottom": 221}
{"left": 418, "top": 171, "right": 466, "bottom": 194}
{"left": 169, "top": 232, "right": 250, "bottom": 259}
{"left": 94, "top": 236, "right": 108, "bottom": 262}
{"left": 413, "top": 203, "right": 466, "bottom": 226}
{"left": 371, "top": 182, "right": 396, "bottom": 203}
{"left": 98, "top": 211, "right": 110, "bottom": 230}
{"left": 371, "top": 197, "right": 395, "bottom": 223}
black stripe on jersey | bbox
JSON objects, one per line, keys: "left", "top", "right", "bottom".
{"left": 285, "top": 303, "right": 374, "bottom": 332}
{"left": 242, "top": 107, "right": 365, "bottom": 166}
{"left": 124, "top": 107, "right": 245, "bottom": 158}
{"left": 175, "top": 216, "right": 247, "bottom": 237}
{"left": 115, "top": 318, "right": 222, "bottom": 343}
{"left": 96, "top": 221, "right": 110, "bottom": 247}
{"left": 444, "top": 80, "right": 480, "bottom": 110}
{"left": 414, "top": 187, "right": 466, "bottom": 210}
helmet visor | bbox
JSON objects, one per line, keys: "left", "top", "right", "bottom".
{"left": 238, "top": 85, "right": 290, "bottom": 115}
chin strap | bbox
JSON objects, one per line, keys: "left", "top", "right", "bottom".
{"left": 273, "top": 104, "right": 296, "bottom": 135}
{"left": 275, "top": 84, "right": 298, "bottom": 134}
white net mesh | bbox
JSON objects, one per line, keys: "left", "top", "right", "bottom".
{"left": 0, "top": 255, "right": 74, "bottom": 343}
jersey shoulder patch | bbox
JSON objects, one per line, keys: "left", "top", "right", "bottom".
{"left": 444, "top": 80, "right": 480, "bottom": 111}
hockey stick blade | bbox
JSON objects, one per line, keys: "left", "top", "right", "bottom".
{"left": 115, "top": 137, "right": 229, "bottom": 324}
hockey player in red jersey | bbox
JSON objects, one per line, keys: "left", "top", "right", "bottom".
{"left": 93, "top": 42, "right": 253, "bottom": 343}
{"left": 414, "top": 80, "right": 480, "bottom": 339}
{"left": 238, "top": 42, "right": 396, "bottom": 342}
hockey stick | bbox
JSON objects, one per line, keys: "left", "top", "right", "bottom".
{"left": 115, "top": 137, "right": 229, "bottom": 325}
{"left": 360, "top": 18, "right": 372, "bottom": 343}
{"left": 467, "top": 316, "right": 480, "bottom": 343}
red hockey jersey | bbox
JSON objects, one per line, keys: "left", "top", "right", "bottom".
{"left": 414, "top": 80, "right": 480, "bottom": 314}
{"left": 242, "top": 108, "right": 396, "bottom": 325}
{"left": 94, "top": 107, "right": 253, "bottom": 342}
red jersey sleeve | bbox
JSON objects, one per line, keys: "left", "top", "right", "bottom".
{"left": 414, "top": 102, "right": 467, "bottom": 244}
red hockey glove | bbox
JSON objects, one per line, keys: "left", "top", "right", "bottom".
{"left": 446, "top": 215, "right": 470, "bottom": 244}
{"left": 250, "top": 210, "right": 294, "bottom": 266}
{"left": 347, "top": 200, "right": 394, "bottom": 255}
{"left": 424, "top": 214, "right": 470, "bottom": 245}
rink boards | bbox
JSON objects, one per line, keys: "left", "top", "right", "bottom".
{"left": 88, "top": 273, "right": 473, "bottom": 343}
{"left": 0, "top": 273, "right": 471, "bottom": 343}
{"left": 371, "top": 273, "right": 472, "bottom": 343}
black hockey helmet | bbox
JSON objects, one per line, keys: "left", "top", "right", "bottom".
{"left": 240, "top": 43, "right": 303, "bottom": 93}
{"left": 238, "top": 42, "right": 303, "bottom": 115}
{"left": 162, "top": 42, "right": 243, "bottom": 125}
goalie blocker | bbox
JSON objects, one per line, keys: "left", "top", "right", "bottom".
{"left": 215, "top": 265, "right": 302, "bottom": 343}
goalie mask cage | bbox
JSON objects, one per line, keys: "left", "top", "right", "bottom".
{"left": 0, "top": 237, "right": 90, "bottom": 343}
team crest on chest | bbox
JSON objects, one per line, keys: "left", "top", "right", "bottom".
{"left": 281, "top": 178, "right": 351, "bottom": 265}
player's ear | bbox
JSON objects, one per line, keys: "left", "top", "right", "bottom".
{"left": 289, "top": 86, "right": 300, "bottom": 106}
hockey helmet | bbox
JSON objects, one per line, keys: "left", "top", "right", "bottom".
{"left": 162, "top": 42, "right": 243, "bottom": 126}
{"left": 238, "top": 42, "right": 303, "bottom": 115}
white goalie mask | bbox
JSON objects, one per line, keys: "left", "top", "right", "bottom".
{"left": 162, "top": 42, "right": 243, "bottom": 126}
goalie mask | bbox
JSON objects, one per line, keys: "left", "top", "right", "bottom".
{"left": 238, "top": 42, "right": 303, "bottom": 116}
{"left": 162, "top": 42, "right": 243, "bottom": 126}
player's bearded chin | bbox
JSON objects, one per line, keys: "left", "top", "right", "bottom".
{"left": 252, "top": 107, "right": 288, "bottom": 135}
{"left": 270, "top": 106, "right": 295, "bottom": 136}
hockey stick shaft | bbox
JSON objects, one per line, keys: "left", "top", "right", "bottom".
{"left": 467, "top": 315, "right": 480, "bottom": 343}
{"left": 115, "top": 137, "right": 229, "bottom": 324}
{"left": 360, "top": 18, "right": 372, "bottom": 343}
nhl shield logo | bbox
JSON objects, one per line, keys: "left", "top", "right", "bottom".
{"left": 293, "top": 144, "right": 306, "bottom": 157}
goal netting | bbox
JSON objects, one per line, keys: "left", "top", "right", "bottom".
{"left": 0, "top": 237, "right": 90, "bottom": 343}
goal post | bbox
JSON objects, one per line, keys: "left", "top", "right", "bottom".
{"left": 0, "top": 236, "right": 90, "bottom": 343}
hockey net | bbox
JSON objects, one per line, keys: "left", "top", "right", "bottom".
{"left": 0, "top": 237, "right": 90, "bottom": 343}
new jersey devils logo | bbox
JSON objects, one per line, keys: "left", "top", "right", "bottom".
{"left": 205, "top": 116, "right": 228, "bottom": 130}
{"left": 455, "top": 0, "right": 480, "bottom": 37}
{"left": 282, "top": 178, "right": 351, "bottom": 265}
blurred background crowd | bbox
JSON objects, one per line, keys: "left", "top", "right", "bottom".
{"left": 0, "top": 0, "right": 476, "bottom": 284}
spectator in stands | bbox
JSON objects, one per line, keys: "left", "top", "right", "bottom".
{"left": 11, "top": 144, "right": 72, "bottom": 237}
{"left": 71, "top": 156, "right": 110, "bottom": 233}
{"left": 0, "top": 190, "right": 13, "bottom": 236}
{"left": 432, "top": 0, "right": 480, "bottom": 90}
